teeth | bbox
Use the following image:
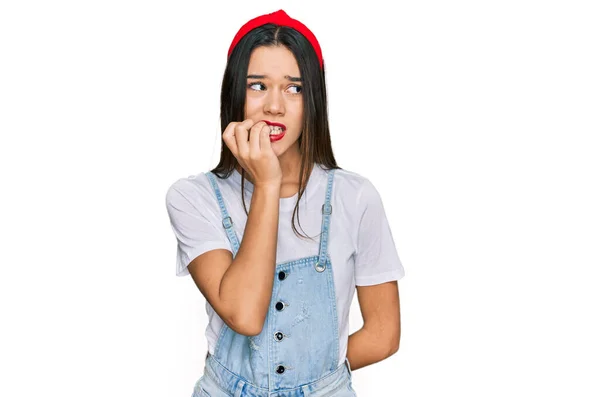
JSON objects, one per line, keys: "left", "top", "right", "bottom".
{"left": 269, "top": 126, "right": 284, "bottom": 135}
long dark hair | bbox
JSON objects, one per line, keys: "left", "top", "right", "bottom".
{"left": 210, "top": 23, "right": 341, "bottom": 241}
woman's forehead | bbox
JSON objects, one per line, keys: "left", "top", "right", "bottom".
{"left": 248, "top": 46, "right": 300, "bottom": 76}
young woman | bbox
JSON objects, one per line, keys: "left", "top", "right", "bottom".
{"left": 165, "top": 9, "right": 405, "bottom": 397}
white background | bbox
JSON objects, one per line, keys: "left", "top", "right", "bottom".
{"left": 1, "top": 0, "right": 599, "bottom": 396}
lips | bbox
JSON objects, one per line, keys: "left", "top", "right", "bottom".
{"left": 260, "top": 120, "right": 286, "bottom": 142}
{"left": 261, "top": 120, "right": 287, "bottom": 131}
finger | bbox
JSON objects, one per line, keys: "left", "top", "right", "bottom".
{"left": 260, "top": 125, "right": 271, "bottom": 152}
{"left": 239, "top": 118, "right": 255, "bottom": 135}
{"left": 250, "top": 120, "right": 268, "bottom": 136}
{"left": 259, "top": 124, "right": 273, "bottom": 152}
{"left": 249, "top": 121, "right": 267, "bottom": 156}
{"left": 234, "top": 122, "right": 251, "bottom": 159}
{"left": 226, "top": 119, "right": 253, "bottom": 142}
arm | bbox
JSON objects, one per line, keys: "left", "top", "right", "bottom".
{"left": 188, "top": 184, "right": 280, "bottom": 336}
{"left": 346, "top": 281, "right": 401, "bottom": 370}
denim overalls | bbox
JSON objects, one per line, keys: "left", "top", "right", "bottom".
{"left": 192, "top": 168, "right": 356, "bottom": 397}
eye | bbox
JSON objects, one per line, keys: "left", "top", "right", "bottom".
{"left": 247, "top": 82, "right": 265, "bottom": 91}
{"left": 287, "top": 85, "right": 302, "bottom": 94}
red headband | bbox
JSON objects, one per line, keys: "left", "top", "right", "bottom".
{"left": 227, "top": 9, "right": 324, "bottom": 69}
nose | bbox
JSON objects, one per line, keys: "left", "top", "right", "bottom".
{"left": 264, "top": 89, "right": 285, "bottom": 116}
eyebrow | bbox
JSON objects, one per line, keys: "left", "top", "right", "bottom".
{"left": 247, "top": 74, "right": 302, "bottom": 82}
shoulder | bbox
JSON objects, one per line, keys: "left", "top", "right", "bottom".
{"left": 331, "top": 167, "right": 380, "bottom": 206}
{"left": 331, "top": 167, "right": 367, "bottom": 190}
{"left": 164, "top": 172, "right": 218, "bottom": 211}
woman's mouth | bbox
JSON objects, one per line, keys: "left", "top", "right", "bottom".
{"left": 262, "top": 120, "right": 286, "bottom": 142}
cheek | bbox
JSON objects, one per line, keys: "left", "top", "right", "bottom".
{"left": 293, "top": 110, "right": 304, "bottom": 128}
{"left": 245, "top": 96, "right": 261, "bottom": 113}
{"left": 292, "top": 103, "right": 303, "bottom": 121}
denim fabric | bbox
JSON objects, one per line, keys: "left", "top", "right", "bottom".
{"left": 192, "top": 355, "right": 355, "bottom": 396}
{"left": 195, "top": 169, "right": 356, "bottom": 396}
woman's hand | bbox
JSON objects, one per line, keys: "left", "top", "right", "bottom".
{"left": 222, "top": 119, "right": 282, "bottom": 188}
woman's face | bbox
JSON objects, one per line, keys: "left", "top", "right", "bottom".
{"left": 244, "top": 45, "right": 303, "bottom": 157}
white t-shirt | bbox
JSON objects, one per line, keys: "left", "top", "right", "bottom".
{"left": 165, "top": 163, "right": 405, "bottom": 366}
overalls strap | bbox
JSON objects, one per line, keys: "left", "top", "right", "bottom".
{"left": 204, "top": 171, "right": 241, "bottom": 256}
{"left": 317, "top": 169, "right": 335, "bottom": 269}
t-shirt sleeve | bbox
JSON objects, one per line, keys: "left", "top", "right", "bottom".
{"left": 165, "top": 179, "right": 232, "bottom": 277}
{"left": 354, "top": 178, "right": 405, "bottom": 286}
